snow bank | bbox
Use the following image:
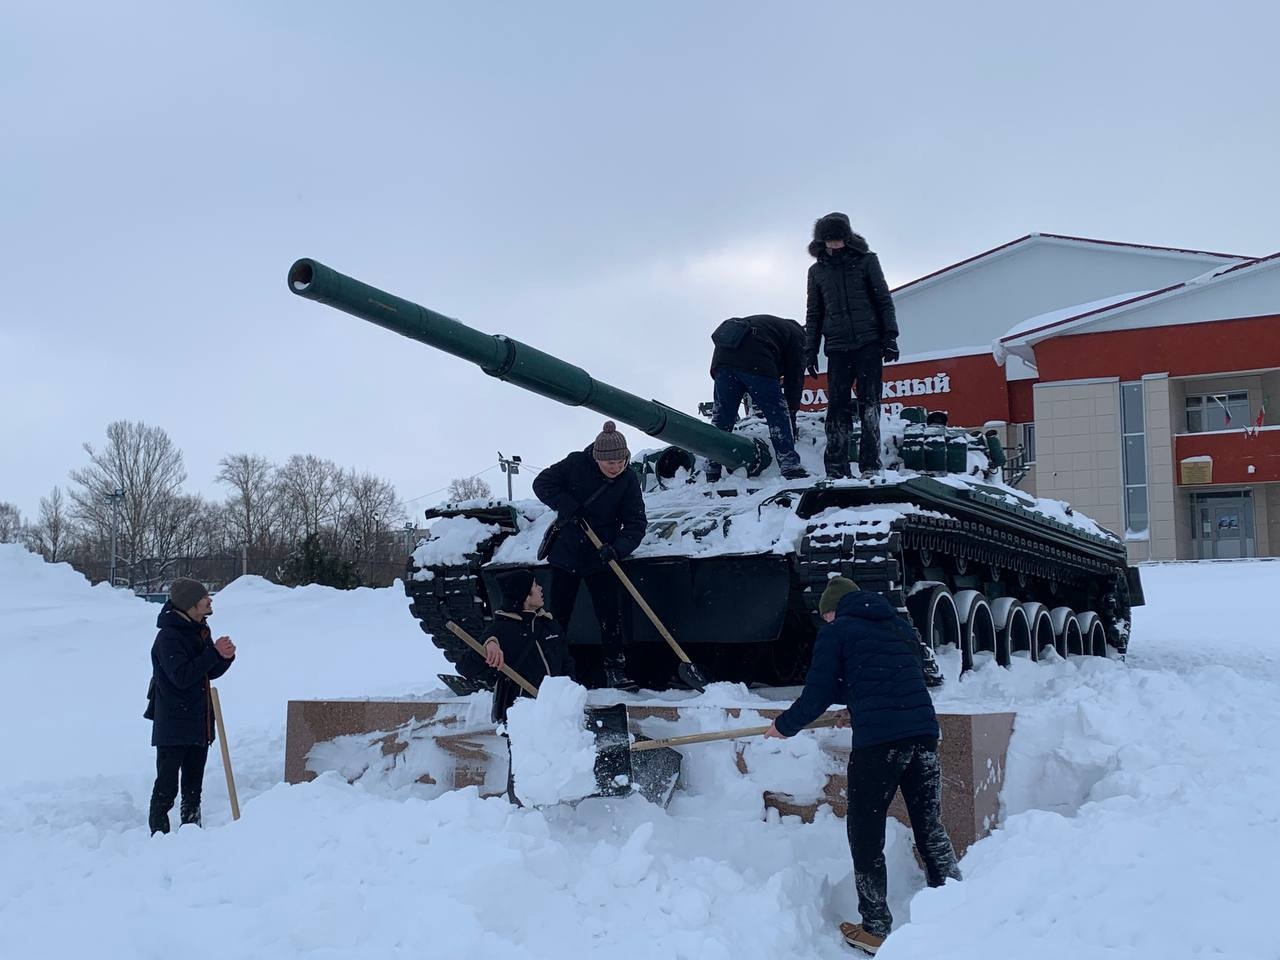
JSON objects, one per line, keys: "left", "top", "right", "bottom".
{"left": 506, "top": 677, "right": 600, "bottom": 805}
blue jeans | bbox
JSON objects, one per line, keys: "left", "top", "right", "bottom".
{"left": 707, "top": 367, "right": 800, "bottom": 477}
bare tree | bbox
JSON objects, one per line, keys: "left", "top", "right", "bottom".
{"left": 216, "top": 453, "right": 279, "bottom": 555}
{"left": 0, "top": 502, "right": 22, "bottom": 543}
{"left": 67, "top": 420, "right": 187, "bottom": 587}
{"left": 448, "top": 476, "right": 493, "bottom": 501}
{"left": 28, "top": 487, "right": 76, "bottom": 562}
{"left": 276, "top": 454, "right": 342, "bottom": 539}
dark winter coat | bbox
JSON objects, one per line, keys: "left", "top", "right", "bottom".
{"left": 805, "top": 233, "right": 899, "bottom": 359}
{"left": 710, "top": 314, "right": 808, "bottom": 411}
{"left": 148, "top": 602, "right": 235, "bottom": 747}
{"left": 532, "top": 447, "right": 647, "bottom": 575}
{"left": 774, "top": 590, "right": 939, "bottom": 749}
{"left": 488, "top": 609, "right": 576, "bottom": 723}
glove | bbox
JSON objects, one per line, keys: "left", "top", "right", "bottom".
{"left": 882, "top": 341, "right": 900, "bottom": 363}
{"left": 556, "top": 501, "right": 579, "bottom": 526}
{"left": 598, "top": 544, "right": 618, "bottom": 565}
{"left": 805, "top": 356, "right": 820, "bottom": 378}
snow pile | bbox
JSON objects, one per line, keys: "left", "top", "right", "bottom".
{"left": 411, "top": 515, "right": 501, "bottom": 571}
{"left": 4, "top": 551, "right": 1280, "bottom": 957}
{"left": 506, "top": 677, "right": 601, "bottom": 805}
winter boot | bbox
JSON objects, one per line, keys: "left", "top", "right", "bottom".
{"left": 602, "top": 657, "right": 639, "bottom": 692}
{"left": 781, "top": 465, "right": 810, "bottom": 480}
{"left": 179, "top": 802, "right": 202, "bottom": 827}
{"left": 148, "top": 800, "right": 171, "bottom": 836}
{"left": 839, "top": 922, "right": 885, "bottom": 955}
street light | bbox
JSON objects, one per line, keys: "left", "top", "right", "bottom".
{"left": 106, "top": 488, "right": 124, "bottom": 587}
{"left": 498, "top": 452, "right": 522, "bottom": 501}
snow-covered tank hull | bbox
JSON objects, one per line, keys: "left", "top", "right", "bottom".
{"left": 287, "top": 258, "right": 1143, "bottom": 691}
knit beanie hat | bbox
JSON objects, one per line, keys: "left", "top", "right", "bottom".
{"left": 169, "top": 577, "right": 209, "bottom": 611}
{"left": 592, "top": 420, "right": 630, "bottom": 462}
{"left": 818, "top": 576, "right": 859, "bottom": 615}
{"left": 495, "top": 568, "right": 536, "bottom": 611}
{"left": 812, "top": 212, "right": 855, "bottom": 244}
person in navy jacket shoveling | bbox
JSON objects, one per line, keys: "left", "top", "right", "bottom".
{"left": 766, "top": 577, "right": 960, "bottom": 955}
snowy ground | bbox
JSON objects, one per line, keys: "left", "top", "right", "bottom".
{"left": 2, "top": 544, "right": 1277, "bottom": 959}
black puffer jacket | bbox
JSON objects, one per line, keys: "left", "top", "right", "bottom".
{"left": 148, "top": 602, "right": 235, "bottom": 747}
{"left": 487, "top": 609, "right": 576, "bottom": 722}
{"left": 805, "top": 217, "right": 899, "bottom": 358}
{"left": 532, "top": 447, "right": 647, "bottom": 575}
{"left": 710, "top": 314, "right": 808, "bottom": 411}
{"left": 774, "top": 590, "right": 938, "bottom": 749}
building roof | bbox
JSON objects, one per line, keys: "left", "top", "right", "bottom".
{"left": 893, "top": 233, "right": 1252, "bottom": 296}
{"left": 993, "top": 251, "right": 1280, "bottom": 366}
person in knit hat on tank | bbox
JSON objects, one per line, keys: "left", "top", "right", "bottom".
{"left": 766, "top": 577, "right": 960, "bottom": 955}
{"left": 145, "top": 577, "right": 236, "bottom": 835}
{"left": 804, "top": 212, "right": 900, "bottom": 479}
{"left": 532, "top": 420, "right": 647, "bottom": 689}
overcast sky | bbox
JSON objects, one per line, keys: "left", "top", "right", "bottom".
{"left": 4, "top": 1, "right": 1279, "bottom": 522}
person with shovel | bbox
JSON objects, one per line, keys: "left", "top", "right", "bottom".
{"left": 145, "top": 578, "right": 235, "bottom": 835}
{"left": 482, "top": 568, "right": 575, "bottom": 724}
{"left": 765, "top": 577, "right": 960, "bottom": 955}
{"left": 533, "top": 420, "right": 647, "bottom": 690}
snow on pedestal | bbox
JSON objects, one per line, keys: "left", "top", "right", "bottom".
{"left": 506, "top": 676, "right": 600, "bottom": 805}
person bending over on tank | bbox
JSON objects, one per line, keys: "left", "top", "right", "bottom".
{"left": 804, "top": 212, "right": 900, "bottom": 479}
{"left": 483, "top": 568, "right": 575, "bottom": 724}
{"left": 533, "top": 420, "right": 647, "bottom": 690}
{"left": 765, "top": 577, "right": 960, "bottom": 956}
{"left": 705, "top": 313, "right": 810, "bottom": 482}
{"left": 145, "top": 578, "right": 236, "bottom": 835}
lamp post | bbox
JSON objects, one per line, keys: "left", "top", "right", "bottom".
{"left": 498, "top": 452, "right": 522, "bottom": 501}
{"left": 106, "top": 488, "right": 124, "bottom": 587}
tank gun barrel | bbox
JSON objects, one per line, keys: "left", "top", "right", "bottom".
{"left": 287, "top": 259, "right": 768, "bottom": 473}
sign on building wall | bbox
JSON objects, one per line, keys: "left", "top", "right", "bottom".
{"left": 799, "top": 352, "right": 1013, "bottom": 428}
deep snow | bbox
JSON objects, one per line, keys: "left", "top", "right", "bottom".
{"left": 2, "top": 544, "right": 1278, "bottom": 959}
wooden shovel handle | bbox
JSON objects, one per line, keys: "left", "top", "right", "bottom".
{"left": 445, "top": 621, "right": 540, "bottom": 697}
{"left": 629, "top": 713, "right": 845, "bottom": 752}
{"left": 209, "top": 686, "right": 240, "bottom": 820}
{"left": 580, "top": 520, "right": 694, "bottom": 665}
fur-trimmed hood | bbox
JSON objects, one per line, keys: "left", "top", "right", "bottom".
{"left": 808, "top": 211, "right": 869, "bottom": 259}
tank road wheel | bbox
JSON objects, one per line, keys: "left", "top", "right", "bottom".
{"left": 907, "top": 584, "right": 961, "bottom": 657}
{"left": 1050, "top": 606, "right": 1084, "bottom": 658}
{"left": 988, "top": 597, "right": 1023, "bottom": 666}
{"left": 1020, "top": 602, "right": 1056, "bottom": 660}
{"left": 1075, "top": 612, "right": 1108, "bottom": 657}
{"left": 951, "top": 590, "right": 990, "bottom": 674}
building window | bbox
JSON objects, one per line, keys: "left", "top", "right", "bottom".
{"left": 1121, "top": 382, "right": 1148, "bottom": 537}
{"left": 1185, "top": 391, "right": 1248, "bottom": 433}
{"left": 1020, "top": 423, "right": 1036, "bottom": 464}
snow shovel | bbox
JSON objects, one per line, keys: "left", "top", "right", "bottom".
{"left": 445, "top": 621, "right": 683, "bottom": 807}
{"left": 209, "top": 686, "right": 240, "bottom": 821}
{"left": 578, "top": 520, "right": 710, "bottom": 692}
{"left": 628, "top": 713, "right": 845, "bottom": 752}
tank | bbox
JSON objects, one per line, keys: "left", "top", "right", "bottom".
{"left": 288, "top": 258, "right": 1145, "bottom": 692}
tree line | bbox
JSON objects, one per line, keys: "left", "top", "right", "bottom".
{"left": 2, "top": 420, "right": 425, "bottom": 590}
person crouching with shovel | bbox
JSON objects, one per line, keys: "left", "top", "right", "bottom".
{"left": 765, "top": 577, "right": 960, "bottom": 955}
{"left": 482, "top": 568, "right": 576, "bottom": 804}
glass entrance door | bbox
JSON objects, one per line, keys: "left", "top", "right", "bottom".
{"left": 1192, "top": 491, "right": 1256, "bottom": 559}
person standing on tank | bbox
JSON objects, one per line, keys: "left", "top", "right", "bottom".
{"left": 532, "top": 421, "right": 647, "bottom": 689}
{"left": 804, "top": 212, "right": 900, "bottom": 479}
{"left": 705, "top": 313, "right": 810, "bottom": 482}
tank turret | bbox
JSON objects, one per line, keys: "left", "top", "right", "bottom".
{"left": 287, "top": 259, "right": 770, "bottom": 475}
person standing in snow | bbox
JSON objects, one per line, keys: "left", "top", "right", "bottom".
{"left": 482, "top": 568, "right": 575, "bottom": 724}
{"left": 765, "top": 577, "right": 959, "bottom": 955}
{"left": 705, "top": 313, "right": 810, "bottom": 482}
{"left": 145, "top": 578, "right": 235, "bottom": 835}
{"left": 804, "top": 212, "right": 900, "bottom": 479}
{"left": 533, "top": 421, "right": 647, "bottom": 690}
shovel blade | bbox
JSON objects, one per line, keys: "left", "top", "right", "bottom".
{"left": 584, "top": 703, "right": 682, "bottom": 807}
{"left": 677, "top": 660, "right": 710, "bottom": 692}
